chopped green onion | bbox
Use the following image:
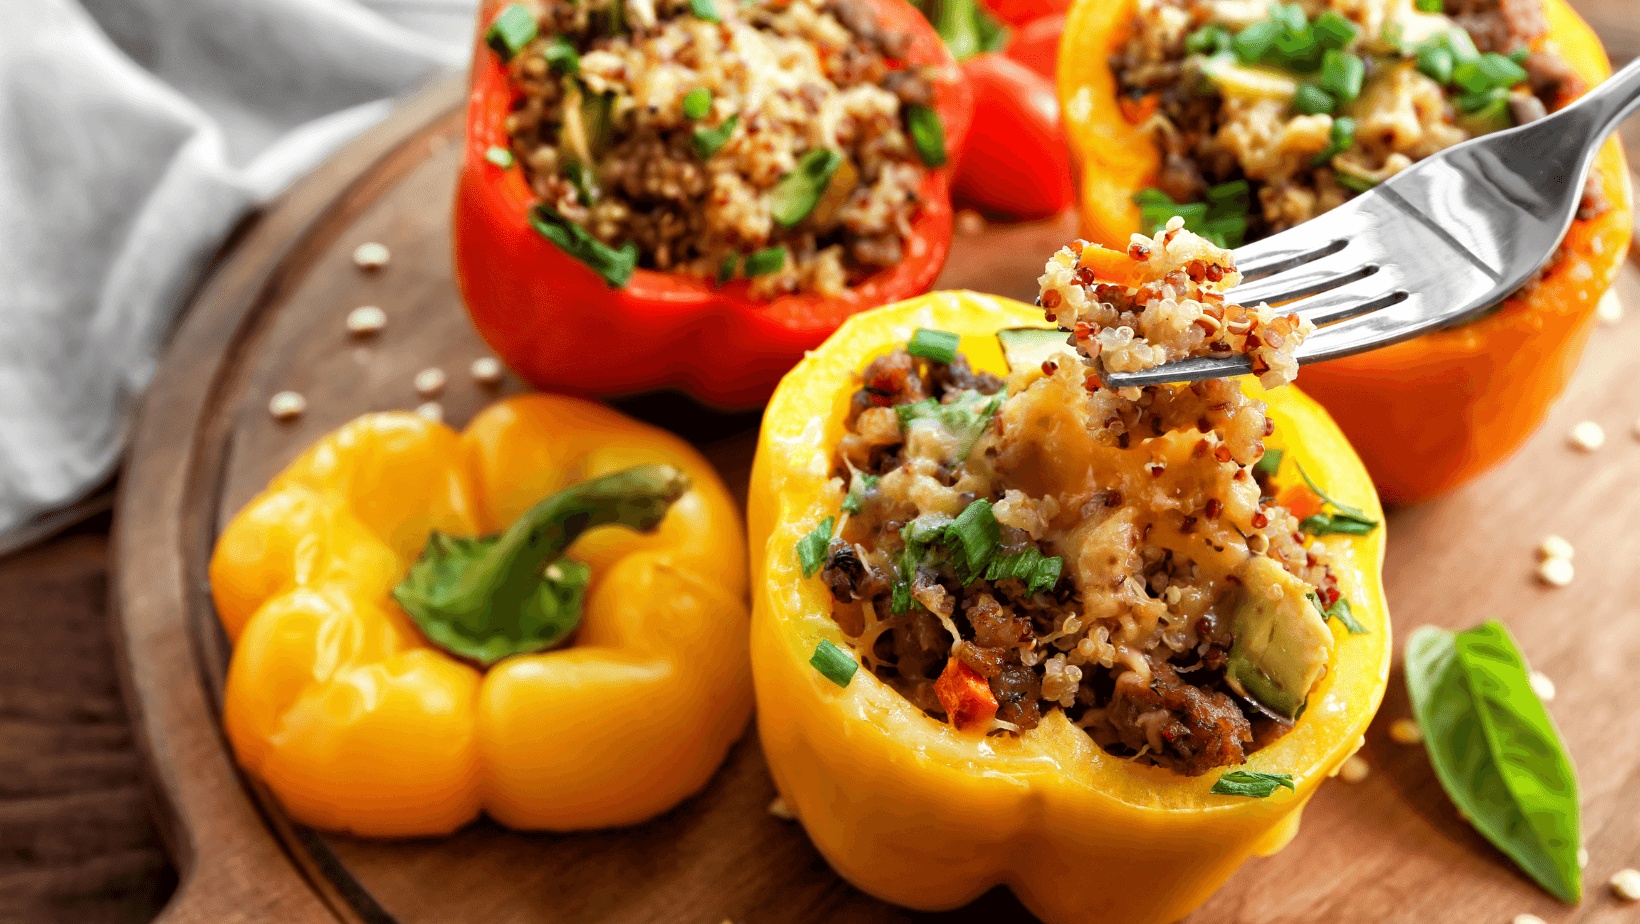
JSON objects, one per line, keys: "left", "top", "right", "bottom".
{"left": 1232, "top": 20, "right": 1280, "bottom": 63}
{"left": 528, "top": 204, "right": 638, "bottom": 288}
{"left": 1414, "top": 0, "right": 1443, "bottom": 11}
{"left": 1455, "top": 87, "right": 1512, "bottom": 133}
{"left": 906, "top": 105, "right": 947, "bottom": 167}
{"left": 1509, "top": 47, "right": 1530, "bottom": 66}
{"left": 563, "top": 160, "right": 598, "bottom": 205}
{"left": 1206, "top": 179, "right": 1251, "bottom": 214}
{"left": 890, "top": 579, "right": 912, "bottom": 614}
{"left": 682, "top": 87, "right": 712, "bottom": 120}
{"left": 1311, "top": 11, "right": 1359, "bottom": 49}
{"left": 1319, "top": 49, "right": 1365, "bottom": 100}
{"left": 1271, "top": 24, "right": 1319, "bottom": 66}
{"left": 1295, "top": 461, "right": 1377, "bottom": 524}
{"left": 1135, "top": 186, "right": 1246, "bottom": 248}
{"left": 1292, "top": 84, "right": 1335, "bottom": 115}
{"left": 907, "top": 328, "right": 961, "bottom": 365}
{"left": 1311, "top": 116, "right": 1356, "bottom": 166}
{"left": 769, "top": 149, "right": 843, "bottom": 227}
{"left": 946, "top": 500, "right": 1001, "bottom": 582}
{"left": 1198, "top": 216, "right": 1247, "bottom": 249}
{"left": 1186, "top": 24, "right": 1232, "bottom": 56}
{"left": 1253, "top": 448, "right": 1284, "bottom": 478}
{"left": 1477, "top": 51, "right": 1528, "bottom": 88}
{"left": 1271, "top": 2, "right": 1306, "bottom": 34}
{"left": 717, "top": 253, "right": 737, "bottom": 284}
{"left": 895, "top": 390, "right": 1004, "bottom": 463}
{"left": 810, "top": 639, "right": 858, "bottom": 687}
{"left": 797, "top": 516, "right": 834, "bottom": 578}
{"left": 543, "top": 35, "right": 579, "bottom": 74}
{"left": 984, "top": 548, "right": 1063, "bottom": 595}
{"left": 1417, "top": 43, "right": 1455, "bottom": 84}
{"left": 485, "top": 3, "right": 539, "bottom": 60}
{"left": 689, "top": 0, "right": 721, "bottom": 22}
{"left": 484, "top": 145, "right": 514, "bottom": 169}
{"left": 692, "top": 113, "right": 739, "bottom": 159}
{"left": 841, "top": 473, "right": 879, "bottom": 515}
{"left": 745, "top": 246, "right": 788, "bottom": 277}
{"left": 1441, "top": 28, "right": 1481, "bottom": 65}
{"left": 1335, "top": 171, "right": 1379, "bottom": 193}
{"left": 1328, "top": 596, "right": 1368, "bottom": 634}
{"left": 1211, "top": 770, "right": 1295, "bottom": 798}
{"left": 1301, "top": 512, "right": 1379, "bottom": 536}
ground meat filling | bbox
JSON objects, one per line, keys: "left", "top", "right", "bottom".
{"left": 1111, "top": 0, "right": 1607, "bottom": 242}
{"left": 503, "top": 0, "right": 935, "bottom": 297}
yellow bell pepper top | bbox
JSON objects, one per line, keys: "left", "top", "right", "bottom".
{"left": 748, "top": 291, "right": 1390, "bottom": 924}
{"left": 209, "top": 393, "right": 750, "bottom": 836}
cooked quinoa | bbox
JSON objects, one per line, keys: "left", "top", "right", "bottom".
{"left": 499, "top": 0, "right": 939, "bottom": 297}
{"left": 815, "top": 240, "right": 1358, "bottom": 776}
{"left": 1111, "top": 0, "right": 1607, "bottom": 244}
{"left": 1039, "top": 220, "right": 1314, "bottom": 386}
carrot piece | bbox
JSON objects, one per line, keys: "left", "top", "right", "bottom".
{"left": 935, "top": 657, "right": 999, "bottom": 732}
{"left": 1076, "top": 244, "right": 1146, "bottom": 287}
{"left": 1118, "top": 93, "right": 1159, "bottom": 125}
{"left": 1275, "top": 484, "right": 1326, "bottom": 522}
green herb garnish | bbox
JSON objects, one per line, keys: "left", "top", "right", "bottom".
{"left": 689, "top": 0, "right": 720, "bottom": 21}
{"left": 1406, "top": 622, "right": 1582, "bottom": 903}
{"left": 1211, "top": 770, "right": 1296, "bottom": 798}
{"left": 543, "top": 35, "right": 580, "bottom": 74}
{"left": 1414, "top": 0, "right": 1442, "bottom": 10}
{"left": 484, "top": 145, "right": 514, "bottom": 169}
{"left": 907, "top": 328, "right": 961, "bottom": 365}
{"left": 984, "top": 548, "right": 1063, "bottom": 595}
{"left": 745, "top": 245, "right": 788, "bottom": 277}
{"left": 1232, "top": 20, "right": 1280, "bottom": 63}
{"left": 1186, "top": 24, "right": 1232, "bottom": 56}
{"left": 1294, "top": 462, "right": 1375, "bottom": 523}
{"left": 1299, "top": 512, "right": 1379, "bottom": 536}
{"left": 913, "top": 0, "right": 1008, "bottom": 61}
{"left": 946, "top": 500, "right": 1001, "bottom": 582}
{"left": 1311, "top": 116, "right": 1356, "bottom": 166}
{"left": 1133, "top": 185, "right": 1248, "bottom": 248}
{"left": 1319, "top": 49, "right": 1365, "bottom": 101}
{"left": 906, "top": 105, "right": 948, "bottom": 167}
{"left": 717, "top": 253, "right": 737, "bottom": 284}
{"left": 841, "top": 472, "right": 879, "bottom": 515}
{"left": 1454, "top": 51, "right": 1528, "bottom": 94}
{"left": 1335, "top": 171, "right": 1379, "bottom": 193}
{"left": 895, "top": 389, "right": 1005, "bottom": 463}
{"left": 797, "top": 515, "right": 835, "bottom": 578}
{"left": 564, "top": 160, "right": 599, "bottom": 205}
{"left": 810, "top": 639, "right": 858, "bottom": 687}
{"left": 1311, "top": 11, "right": 1359, "bottom": 49}
{"left": 682, "top": 87, "right": 713, "bottom": 120}
{"left": 770, "top": 149, "right": 843, "bottom": 227}
{"left": 485, "top": 3, "right": 539, "bottom": 60}
{"left": 529, "top": 204, "right": 637, "bottom": 287}
{"left": 1254, "top": 448, "right": 1284, "bottom": 479}
{"left": 1417, "top": 42, "right": 1455, "bottom": 84}
{"left": 692, "top": 113, "right": 739, "bottom": 159}
{"left": 1309, "top": 591, "right": 1368, "bottom": 634}
{"left": 1292, "top": 84, "right": 1335, "bottom": 115}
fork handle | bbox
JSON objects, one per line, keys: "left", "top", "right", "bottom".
{"left": 1545, "top": 53, "right": 1640, "bottom": 161}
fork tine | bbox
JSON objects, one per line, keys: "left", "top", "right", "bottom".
{"left": 1295, "top": 292, "right": 1441, "bottom": 362}
{"left": 1232, "top": 235, "right": 1346, "bottom": 282}
{"left": 1287, "top": 279, "right": 1409, "bottom": 325}
{"left": 1101, "top": 355, "right": 1253, "bottom": 388}
{"left": 1232, "top": 244, "right": 1382, "bottom": 306}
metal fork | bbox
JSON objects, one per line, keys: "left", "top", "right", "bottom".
{"left": 1103, "top": 55, "right": 1640, "bottom": 388}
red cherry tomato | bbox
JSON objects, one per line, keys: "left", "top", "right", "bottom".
{"left": 978, "top": 0, "right": 1066, "bottom": 28}
{"left": 953, "top": 53, "right": 1074, "bottom": 220}
{"left": 1003, "top": 13, "right": 1064, "bottom": 82}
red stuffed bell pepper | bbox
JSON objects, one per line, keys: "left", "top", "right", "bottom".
{"left": 454, "top": 0, "right": 973, "bottom": 410}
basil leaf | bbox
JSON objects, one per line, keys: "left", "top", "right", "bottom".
{"left": 796, "top": 516, "right": 835, "bottom": 578}
{"left": 1294, "top": 461, "right": 1377, "bottom": 525}
{"left": 528, "top": 204, "right": 637, "bottom": 287}
{"left": 1211, "top": 770, "right": 1295, "bottom": 798}
{"left": 895, "top": 389, "right": 1003, "bottom": 463}
{"left": 1406, "top": 622, "right": 1582, "bottom": 903}
{"left": 841, "top": 472, "right": 879, "bottom": 515}
{"left": 906, "top": 104, "right": 947, "bottom": 167}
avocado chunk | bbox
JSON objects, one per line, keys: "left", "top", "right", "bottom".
{"left": 1225, "top": 556, "right": 1335, "bottom": 719}
{"left": 996, "top": 327, "right": 1075, "bottom": 373}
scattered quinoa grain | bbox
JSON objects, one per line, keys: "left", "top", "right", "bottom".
{"left": 956, "top": 210, "right": 986, "bottom": 235}
{"left": 1536, "top": 535, "right": 1574, "bottom": 561}
{"left": 1578, "top": 847, "right": 1590, "bottom": 869}
{"left": 415, "top": 401, "right": 443, "bottom": 423}
{"left": 268, "top": 391, "right": 306, "bottom": 421}
{"left": 345, "top": 305, "right": 386, "bottom": 336}
{"left": 470, "top": 356, "right": 505, "bottom": 386}
{"left": 1528, "top": 670, "right": 1556, "bottom": 702}
{"left": 1339, "top": 754, "right": 1370, "bottom": 783}
{"left": 768, "top": 796, "right": 795, "bottom": 820}
{"left": 1596, "top": 289, "right": 1622, "bottom": 324}
{"left": 353, "top": 242, "right": 390, "bottom": 270}
{"left": 414, "top": 367, "right": 447, "bottom": 398}
{"left": 1569, "top": 420, "right": 1605, "bottom": 452}
{"left": 1537, "top": 556, "right": 1574, "bottom": 588}
{"left": 1611, "top": 868, "right": 1640, "bottom": 901}
{"left": 1513, "top": 915, "right": 1547, "bottom": 924}
{"left": 1388, "top": 718, "right": 1422, "bottom": 745}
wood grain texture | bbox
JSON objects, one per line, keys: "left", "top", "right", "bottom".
{"left": 74, "top": 27, "right": 1640, "bottom": 924}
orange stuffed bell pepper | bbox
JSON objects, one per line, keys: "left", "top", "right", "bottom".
{"left": 453, "top": 0, "right": 973, "bottom": 410}
{"left": 208, "top": 394, "right": 749, "bottom": 836}
{"left": 1059, "top": 0, "right": 1632, "bottom": 505}
{"left": 748, "top": 290, "right": 1390, "bottom": 923}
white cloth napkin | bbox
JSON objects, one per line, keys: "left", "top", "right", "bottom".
{"left": 0, "top": 0, "right": 475, "bottom": 554}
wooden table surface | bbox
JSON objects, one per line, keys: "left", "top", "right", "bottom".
{"left": 4, "top": 6, "right": 1638, "bottom": 922}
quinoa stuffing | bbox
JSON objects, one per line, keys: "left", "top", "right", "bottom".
{"left": 811, "top": 231, "right": 1370, "bottom": 777}
{"left": 496, "top": 0, "right": 942, "bottom": 297}
{"left": 1111, "top": 0, "right": 1608, "bottom": 247}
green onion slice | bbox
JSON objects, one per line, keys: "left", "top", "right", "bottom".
{"left": 484, "top": 145, "right": 514, "bottom": 169}
{"left": 1417, "top": 43, "right": 1455, "bottom": 84}
{"left": 984, "top": 548, "right": 1063, "bottom": 595}
{"left": 946, "top": 499, "right": 1001, "bottom": 582}
{"left": 528, "top": 204, "right": 637, "bottom": 287}
{"left": 1311, "top": 11, "right": 1358, "bottom": 49}
{"left": 1319, "top": 49, "right": 1365, "bottom": 100}
{"left": 745, "top": 245, "right": 788, "bottom": 277}
{"left": 1335, "top": 171, "right": 1379, "bottom": 193}
{"left": 564, "top": 160, "right": 599, "bottom": 206}
{"left": 770, "top": 149, "right": 844, "bottom": 227}
{"left": 1186, "top": 24, "right": 1232, "bottom": 56}
{"left": 1232, "top": 20, "right": 1280, "bottom": 63}
{"left": 1292, "top": 84, "right": 1336, "bottom": 115}
{"left": 810, "top": 639, "right": 858, "bottom": 687}
{"left": 717, "top": 253, "right": 737, "bottom": 285}
{"left": 841, "top": 472, "right": 879, "bottom": 515}
{"left": 907, "top": 328, "right": 961, "bottom": 365}
{"left": 689, "top": 0, "right": 721, "bottom": 21}
{"left": 543, "top": 35, "right": 579, "bottom": 74}
{"left": 1414, "top": 0, "right": 1443, "bottom": 11}
{"left": 1253, "top": 448, "right": 1283, "bottom": 478}
{"left": 906, "top": 104, "right": 947, "bottom": 167}
{"left": 682, "top": 87, "right": 712, "bottom": 120}
{"left": 1211, "top": 770, "right": 1296, "bottom": 798}
{"left": 1311, "top": 115, "right": 1356, "bottom": 166}
{"left": 692, "top": 113, "right": 739, "bottom": 159}
{"left": 797, "top": 515, "right": 834, "bottom": 578}
{"left": 485, "top": 3, "right": 539, "bottom": 60}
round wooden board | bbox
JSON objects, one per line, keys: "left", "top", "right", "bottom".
{"left": 113, "top": 76, "right": 1640, "bottom": 924}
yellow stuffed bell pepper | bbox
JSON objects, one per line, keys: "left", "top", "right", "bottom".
{"left": 748, "top": 291, "right": 1391, "bottom": 924}
{"left": 209, "top": 394, "right": 750, "bottom": 836}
